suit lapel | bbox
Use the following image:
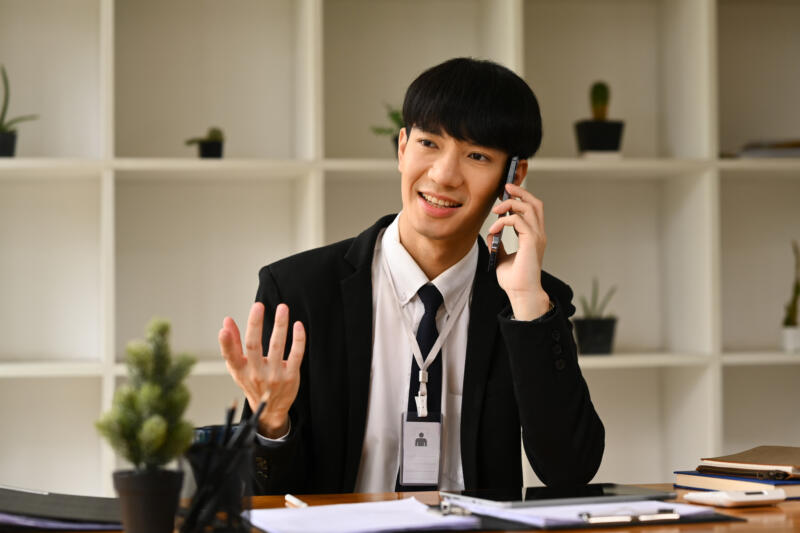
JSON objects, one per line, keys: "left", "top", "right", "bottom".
{"left": 339, "top": 215, "right": 395, "bottom": 490}
{"left": 461, "top": 241, "right": 507, "bottom": 489}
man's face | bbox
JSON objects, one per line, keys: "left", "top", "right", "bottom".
{"left": 397, "top": 126, "right": 524, "bottom": 248}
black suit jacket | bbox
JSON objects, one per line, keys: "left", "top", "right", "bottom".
{"left": 244, "top": 214, "right": 604, "bottom": 494}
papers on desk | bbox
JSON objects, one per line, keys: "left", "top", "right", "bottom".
{"left": 454, "top": 499, "right": 716, "bottom": 528}
{"left": 245, "top": 497, "right": 479, "bottom": 533}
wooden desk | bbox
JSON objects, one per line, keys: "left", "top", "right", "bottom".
{"left": 61, "top": 485, "right": 800, "bottom": 532}
{"left": 251, "top": 485, "right": 800, "bottom": 532}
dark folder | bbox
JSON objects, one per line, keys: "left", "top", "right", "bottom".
{"left": 0, "top": 486, "right": 121, "bottom": 525}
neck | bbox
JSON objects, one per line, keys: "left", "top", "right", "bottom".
{"left": 397, "top": 213, "right": 476, "bottom": 280}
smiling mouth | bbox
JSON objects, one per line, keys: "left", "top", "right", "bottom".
{"left": 419, "top": 192, "right": 462, "bottom": 208}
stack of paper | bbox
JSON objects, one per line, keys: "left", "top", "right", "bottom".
{"left": 245, "top": 497, "right": 478, "bottom": 533}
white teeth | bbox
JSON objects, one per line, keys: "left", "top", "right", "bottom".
{"left": 421, "top": 193, "right": 459, "bottom": 208}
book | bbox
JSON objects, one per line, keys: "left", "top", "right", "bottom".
{"left": 674, "top": 471, "right": 800, "bottom": 499}
{"left": 700, "top": 446, "right": 800, "bottom": 479}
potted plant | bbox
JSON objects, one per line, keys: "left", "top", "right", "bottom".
{"left": 573, "top": 278, "right": 618, "bottom": 354}
{"left": 782, "top": 240, "right": 800, "bottom": 353}
{"left": 185, "top": 127, "right": 224, "bottom": 158}
{"left": 0, "top": 65, "right": 38, "bottom": 157}
{"left": 370, "top": 103, "right": 404, "bottom": 156}
{"left": 96, "top": 318, "right": 196, "bottom": 533}
{"left": 574, "top": 81, "right": 624, "bottom": 156}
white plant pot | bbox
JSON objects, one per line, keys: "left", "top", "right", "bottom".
{"left": 782, "top": 327, "right": 800, "bottom": 353}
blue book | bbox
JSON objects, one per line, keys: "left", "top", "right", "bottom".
{"left": 674, "top": 470, "right": 800, "bottom": 499}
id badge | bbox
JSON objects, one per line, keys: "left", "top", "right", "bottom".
{"left": 399, "top": 413, "right": 441, "bottom": 486}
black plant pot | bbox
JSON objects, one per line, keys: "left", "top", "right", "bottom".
{"left": 573, "top": 317, "right": 617, "bottom": 355}
{"left": 198, "top": 140, "right": 223, "bottom": 158}
{"left": 0, "top": 131, "right": 17, "bottom": 157}
{"left": 113, "top": 469, "right": 183, "bottom": 533}
{"left": 574, "top": 120, "right": 624, "bottom": 153}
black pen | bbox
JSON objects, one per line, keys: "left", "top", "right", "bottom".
{"left": 221, "top": 400, "right": 236, "bottom": 445}
{"left": 488, "top": 156, "right": 519, "bottom": 271}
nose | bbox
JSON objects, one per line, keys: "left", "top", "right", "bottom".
{"left": 427, "top": 149, "right": 463, "bottom": 188}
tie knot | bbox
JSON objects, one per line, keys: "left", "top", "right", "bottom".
{"left": 417, "top": 284, "right": 443, "bottom": 314}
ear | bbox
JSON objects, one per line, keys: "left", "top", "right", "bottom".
{"left": 513, "top": 158, "right": 528, "bottom": 187}
{"left": 397, "top": 127, "right": 409, "bottom": 172}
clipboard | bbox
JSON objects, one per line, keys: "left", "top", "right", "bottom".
{"left": 431, "top": 498, "right": 745, "bottom": 530}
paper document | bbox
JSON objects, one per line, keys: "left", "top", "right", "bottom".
{"left": 245, "top": 497, "right": 478, "bottom": 533}
{"left": 455, "top": 499, "right": 715, "bottom": 528}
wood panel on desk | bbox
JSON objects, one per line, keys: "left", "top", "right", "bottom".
{"left": 50, "top": 485, "right": 800, "bottom": 533}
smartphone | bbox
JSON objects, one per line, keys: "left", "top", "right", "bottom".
{"left": 488, "top": 155, "right": 520, "bottom": 271}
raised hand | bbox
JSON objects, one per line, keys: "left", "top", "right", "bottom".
{"left": 219, "top": 302, "right": 306, "bottom": 438}
{"left": 487, "top": 182, "right": 552, "bottom": 321}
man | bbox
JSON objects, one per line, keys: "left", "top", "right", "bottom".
{"left": 219, "top": 58, "right": 604, "bottom": 495}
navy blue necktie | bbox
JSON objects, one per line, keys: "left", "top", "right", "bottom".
{"left": 397, "top": 284, "right": 443, "bottom": 492}
{"left": 407, "top": 283, "right": 444, "bottom": 419}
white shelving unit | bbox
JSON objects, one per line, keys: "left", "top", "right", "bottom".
{"left": 1, "top": 0, "right": 798, "bottom": 496}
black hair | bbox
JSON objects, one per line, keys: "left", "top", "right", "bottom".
{"left": 402, "top": 57, "right": 542, "bottom": 160}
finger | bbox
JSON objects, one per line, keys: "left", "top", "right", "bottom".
{"left": 219, "top": 324, "right": 246, "bottom": 371}
{"left": 266, "top": 303, "right": 290, "bottom": 368}
{"left": 223, "top": 316, "right": 243, "bottom": 354}
{"left": 488, "top": 213, "right": 533, "bottom": 238}
{"left": 244, "top": 302, "right": 266, "bottom": 366}
{"left": 504, "top": 183, "right": 545, "bottom": 229}
{"left": 494, "top": 197, "right": 543, "bottom": 235}
{"left": 286, "top": 321, "right": 306, "bottom": 374}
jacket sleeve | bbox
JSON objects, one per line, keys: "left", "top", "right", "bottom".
{"left": 241, "top": 265, "right": 313, "bottom": 495}
{"left": 498, "top": 280, "right": 605, "bottom": 487}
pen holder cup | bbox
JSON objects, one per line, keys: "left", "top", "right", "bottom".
{"left": 183, "top": 425, "right": 253, "bottom": 532}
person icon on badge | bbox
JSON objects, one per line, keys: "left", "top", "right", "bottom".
{"left": 415, "top": 432, "right": 427, "bottom": 447}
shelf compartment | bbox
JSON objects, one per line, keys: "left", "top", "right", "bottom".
{"left": 0, "top": 0, "right": 101, "bottom": 157}
{"left": 114, "top": 171, "right": 309, "bottom": 362}
{"left": 720, "top": 176, "right": 800, "bottom": 352}
{"left": 523, "top": 0, "right": 713, "bottom": 159}
{"left": 0, "top": 377, "right": 103, "bottom": 495}
{"left": 323, "top": 0, "right": 513, "bottom": 159}
{"left": 527, "top": 172, "right": 717, "bottom": 355}
{"left": 722, "top": 365, "right": 800, "bottom": 456}
{"left": 529, "top": 365, "right": 717, "bottom": 485}
{"left": 718, "top": 0, "right": 800, "bottom": 157}
{"left": 0, "top": 176, "right": 102, "bottom": 362}
{"left": 323, "top": 171, "right": 402, "bottom": 245}
{"left": 115, "top": 0, "right": 303, "bottom": 159}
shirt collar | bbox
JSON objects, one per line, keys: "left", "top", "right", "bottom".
{"left": 381, "top": 213, "right": 478, "bottom": 314}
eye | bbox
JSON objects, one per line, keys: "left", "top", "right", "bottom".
{"left": 418, "top": 138, "right": 437, "bottom": 149}
{"left": 468, "top": 152, "right": 490, "bottom": 162}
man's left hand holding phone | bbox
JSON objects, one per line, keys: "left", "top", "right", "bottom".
{"left": 218, "top": 302, "right": 305, "bottom": 439}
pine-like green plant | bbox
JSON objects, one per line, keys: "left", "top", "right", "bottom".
{"left": 96, "top": 319, "right": 196, "bottom": 471}
{"left": 590, "top": 81, "right": 610, "bottom": 121}
{"left": 783, "top": 240, "right": 800, "bottom": 327}
{"left": 185, "top": 127, "right": 224, "bottom": 146}
{"left": 1, "top": 65, "right": 38, "bottom": 133}
{"left": 579, "top": 277, "right": 617, "bottom": 318}
{"left": 370, "top": 103, "right": 404, "bottom": 137}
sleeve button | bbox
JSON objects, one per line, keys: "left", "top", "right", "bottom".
{"left": 551, "top": 330, "right": 561, "bottom": 341}
{"left": 554, "top": 358, "right": 566, "bottom": 371}
{"left": 552, "top": 344, "right": 563, "bottom": 355}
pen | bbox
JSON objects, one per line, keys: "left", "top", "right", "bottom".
{"left": 285, "top": 493, "right": 308, "bottom": 508}
{"left": 488, "top": 156, "right": 519, "bottom": 271}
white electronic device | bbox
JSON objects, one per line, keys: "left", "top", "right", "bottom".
{"left": 684, "top": 489, "right": 786, "bottom": 507}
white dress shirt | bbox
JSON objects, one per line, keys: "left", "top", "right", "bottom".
{"left": 258, "top": 214, "right": 478, "bottom": 492}
{"left": 354, "top": 214, "right": 477, "bottom": 492}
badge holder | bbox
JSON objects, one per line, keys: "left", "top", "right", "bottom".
{"left": 399, "top": 411, "right": 443, "bottom": 486}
